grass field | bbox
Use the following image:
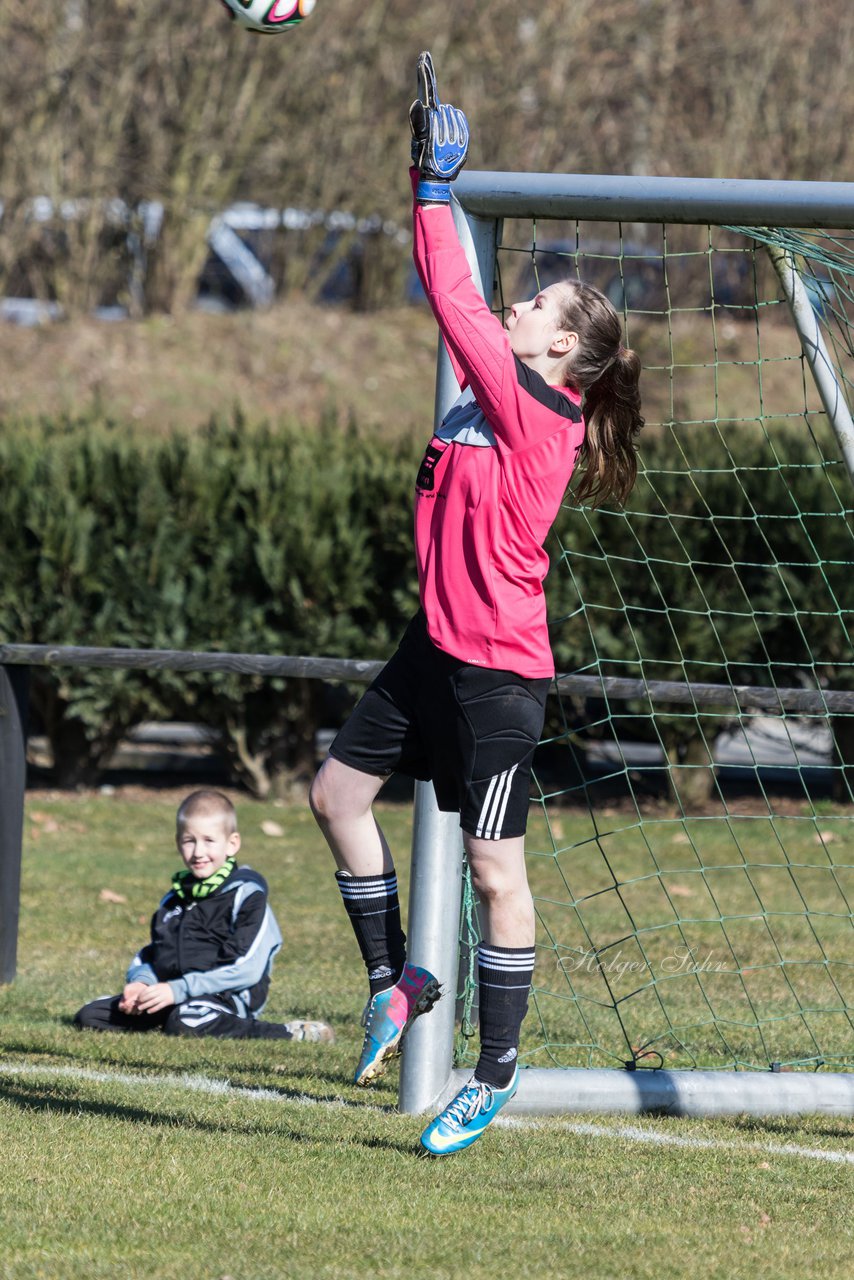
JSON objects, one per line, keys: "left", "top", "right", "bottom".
{"left": 1, "top": 789, "right": 852, "bottom": 1280}
{"left": 514, "top": 800, "right": 854, "bottom": 1074}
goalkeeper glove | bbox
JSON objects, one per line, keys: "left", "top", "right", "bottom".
{"left": 409, "top": 50, "right": 470, "bottom": 205}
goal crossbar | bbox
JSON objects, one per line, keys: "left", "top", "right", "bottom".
{"left": 453, "top": 169, "right": 854, "bottom": 228}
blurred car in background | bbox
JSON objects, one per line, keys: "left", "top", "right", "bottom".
{"left": 0, "top": 199, "right": 838, "bottom": 323}
{"left": 506, "top": 236, "right": 837, "bottom": 320}
{"left": 508, "top": 237, "right": 751, "bottom": 316}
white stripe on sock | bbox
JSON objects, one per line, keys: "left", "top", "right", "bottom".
{"left": 479, "top": 946, "right": 536, "bottom": 958}
{"left": 478, "top": 947, "right": 535, "bottom": 986}
{"left": 338, "top": 879, "right": 397, "bottom": 901}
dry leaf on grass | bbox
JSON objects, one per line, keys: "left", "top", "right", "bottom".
{"left": 99, "top": 888, "right": 128, "bottom": 904}
{"left": 32, "top": 814, "right": 60, "bottom": 833}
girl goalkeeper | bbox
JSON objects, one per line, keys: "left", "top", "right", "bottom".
{"left": 310, "top": 52, "right": 643, "bottom": 1155}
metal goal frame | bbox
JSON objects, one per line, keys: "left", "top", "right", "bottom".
{"left": 398, "top": 168, "right": 854, "bottom": 1120}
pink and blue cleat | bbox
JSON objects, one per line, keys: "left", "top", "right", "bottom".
{"left": 354, "top": 962, "right": 441, "bottom": 1086}
{"left": 420, "top": 1069, "right": 519, "bottom": 1155}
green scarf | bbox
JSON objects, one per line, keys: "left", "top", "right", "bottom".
{"left": 171, "top": 855, "right": 236, "bottom": 902}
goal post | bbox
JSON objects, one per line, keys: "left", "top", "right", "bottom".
{"left": 766, "top": 245, "right": 854, "bottom": 484}
{"left": 399, "top": 196, "right": 498, "bottom": 1117}
{"left": 399, "top": 170, "right": 854, "bottom": 1118}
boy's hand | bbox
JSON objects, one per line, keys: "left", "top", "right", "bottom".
{"left": 118, "top": 981, "right": 149, "bottom": 1014}
{"left": 134, "top": 982, "right": 176, "bottom": 1014}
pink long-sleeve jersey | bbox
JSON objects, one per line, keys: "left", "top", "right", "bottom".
{"left": 411, "top": 182, "right": 586, "bottom": 678}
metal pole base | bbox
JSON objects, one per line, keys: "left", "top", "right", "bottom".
{"left": 398, "top": 782, "right": 464, "bottom": 1115}
{"left": 428, "top": 1065, "right": 854, "bottom": 1119}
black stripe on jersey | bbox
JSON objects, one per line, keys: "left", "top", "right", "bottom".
{"left": 513, "top": 355, "right": 583, "bottom": 423}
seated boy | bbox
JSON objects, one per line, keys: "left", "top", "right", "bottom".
{"left": 74, "top": 789, "right": 333, "bottom": 1043}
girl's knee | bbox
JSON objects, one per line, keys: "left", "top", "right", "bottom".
{"left": 309, "top": 758, "right": 380, "bottom": 825}
{"left": 468, "top": 859, "right": 507, "bottom": 905}
{"left": 466, "top": 837, "right": 529, "bottom": 902}
{"left": 308, "top": 768, "right": 329, "bottom": 821}
{"left": 309, "top": 761, "right": 347, "bottom": 822}
{"left": 470, "top": 868, "right": 511, "bottom": 906}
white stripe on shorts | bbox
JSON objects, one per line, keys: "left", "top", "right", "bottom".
{"left": 475, "top": 764, "right": 519, "bottom": 840}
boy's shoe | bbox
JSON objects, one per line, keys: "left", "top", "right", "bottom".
{"left": 283, "top": 1019, "right": 336, "bottom": 1043}
{"left": 354, "top": 963, "right": 441, "bottom": 1086}
{"left": 420, "top": 1069, "right": 519, "bottom": 1156}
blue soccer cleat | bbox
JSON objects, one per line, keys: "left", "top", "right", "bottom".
{"left": 420, "top": 1069, "right": 519, "bottom": 1155}
{"left": 354, "top": 963, "right": 441, "bottom": 1087}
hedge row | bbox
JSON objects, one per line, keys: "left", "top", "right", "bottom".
{"left": 0, "top": 412, "right": 421, "bottom": 792}
{"left": 1, "top": 413, "right": 851, "bottom": 796}
{"left": 549, "top": 424, "right": 854, "bottom": 803}
{"left": 551, "top": 424, "right": 853, "bottom": 681}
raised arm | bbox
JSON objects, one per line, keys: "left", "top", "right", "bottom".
{"left": 411, "top": 187, "right": 511, "bottom": 416}
{"left": 409, "top": 53, "right": 577, "bottom": 452}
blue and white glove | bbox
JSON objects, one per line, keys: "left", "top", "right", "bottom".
{"left": 409, "top": 50, "right": 470, "bottom": 205}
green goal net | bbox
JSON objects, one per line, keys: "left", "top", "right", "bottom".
{"left": 456, "top": 217, "right": 854, "bottom": 1075}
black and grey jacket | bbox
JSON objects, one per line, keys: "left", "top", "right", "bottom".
{"left": 127, "top": 863, "right": 283, "bottom": 1016}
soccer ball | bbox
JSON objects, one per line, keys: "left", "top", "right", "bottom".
{"left": 219, "top": 0, "right": 316, "bottom": 35}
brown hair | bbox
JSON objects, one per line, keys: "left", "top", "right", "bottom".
{"left": 176, "top": 790, "right": 238, "bottom": 837}
{"left": 557, "top": 281, "right": 644, "bottom": 509}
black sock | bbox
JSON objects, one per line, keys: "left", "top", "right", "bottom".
{"left": 474, "top": 943, "right": 535, "bottom": 1089}
{"left": 335, "top": 871, "right": 407, "bottom": 996}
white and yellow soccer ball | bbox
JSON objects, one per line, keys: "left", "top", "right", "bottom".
{"left": 219, "top": 0, "right": 316, "bottom": 35}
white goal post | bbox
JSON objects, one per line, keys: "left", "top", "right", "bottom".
{"left": 399, "top": 169, "right": 854, "bottom": 1120}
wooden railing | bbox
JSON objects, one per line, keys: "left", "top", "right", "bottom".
{"left": 2, "top": 642, "right": 852, "bottom": 984}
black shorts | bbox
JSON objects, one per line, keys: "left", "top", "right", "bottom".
{"left": 329, "top": 612, "right": 550, "bottom": 840}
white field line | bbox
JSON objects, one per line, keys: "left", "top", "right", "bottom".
{"left": 495, "top": 1116, "right": 854, "bottom": 1166}
{"left": 1, "top": 1060, "right": 852, "bottom": 1166}
{"left": 0, "top": 1061, "right": 377, "bottom": 1111}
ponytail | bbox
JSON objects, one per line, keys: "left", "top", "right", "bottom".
{"left": 573, "top": 347, "right": 644, "bottom": 510}
{"left": 556, "top": 281, "right": 644, "bottom": 510}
